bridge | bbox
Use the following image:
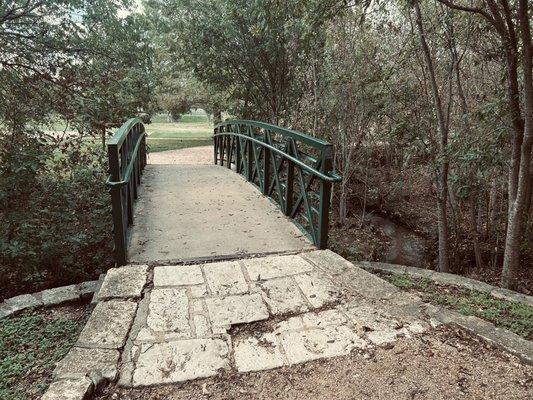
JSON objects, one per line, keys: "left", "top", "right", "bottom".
{"left": 42, "top": 118, "right": 526, "bottom": 398}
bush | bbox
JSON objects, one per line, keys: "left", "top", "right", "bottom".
{"left": 0, "top": 131, "right": 114, "bottom": 300}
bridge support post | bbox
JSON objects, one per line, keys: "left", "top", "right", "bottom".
{"left": 263, "top": 147, "right": 271, "bottom": 196}
{"left": 108, "top": 144, "right": 128, "bottom": 266}
{"left": 285, "top": 161, "right": 294, "bottom": 216}
{"left": 317, "top": 146, "right": 333, "bottom": 249}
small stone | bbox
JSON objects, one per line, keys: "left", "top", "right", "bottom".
{"left": 42, "top": 377, "right": 93, "bottom": 400}
{"left": 96, "top": 265, "right": 148, "bottom": 301}
{"left": 203, "top": 261, "right": 248, "bottom": 296}
{"left": 153, "top": 264, "right": 204, "bottom": 287}
{"left": 41, "top": 285, "right": 80, "bottom": 306}
{"left": 0, "top": 303, "right": 15, "bottom": 319}
{"left": 77, "top": 300, "right": 137, "bottom": 349}
{"left": 256, "top": 277, "right": 309, "bottom": 315}
{"left": 234, "top": 333, "right": 285, "bottom": 372}
{"left": 132, "top": 338, "right": 230, "bottom": 386}
{"left": 4, "top": 293, "right": 42, "bottom": 312}
{"left": 206, "top": 293, "right": 269, "bottom": 327}
{"left": 54, "top": 347, "right": 120, "bottom": 380}
{"left": 147, "top": 288, "right": 190, "bottom": 334}
{"left": 244, "top": 255, "right": 314, "bottom": 281}
{"left": 294, "top": 273, "right": 340, "bottom": 308}
{"left": 80, "top": 281, "right": 99, "bottom": 299}
{"left": 280, "top": 325, "right": 366, "bottom": 365}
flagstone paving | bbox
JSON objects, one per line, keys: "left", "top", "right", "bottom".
{"left": 48, "top": 250, "right": 435, "bottom": 395}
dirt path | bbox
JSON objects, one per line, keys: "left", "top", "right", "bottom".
{"left": 147, "top": 145, "right": 213, "bottom": 165}
{"left": 95, "top": 327, "right": 532, "bottom": 400}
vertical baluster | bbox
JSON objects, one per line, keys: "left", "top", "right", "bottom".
{"left": 284, "top": 139, "right": 294, "bottom": 216}
{"left": 246, "top": 126, "right": 253, "bottom": 182}
{"left": 108, "top": 142, "right": 127, "bottom": 265}
{"left": 263, "top": 131, "right": 271, "bottom": 196}
{"left": 214, "top": 127, "right": 218, "bottom": 164}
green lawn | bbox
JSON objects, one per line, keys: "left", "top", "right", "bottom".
{"left": 145, "top": 112, "right": 213, "bottom": 152}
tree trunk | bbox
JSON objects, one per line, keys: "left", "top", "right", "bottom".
{"left": 501, "top": 0, "right": 533, "bottom": 289}
{"left": 414, "top": 1, "right": 450, "bottom": 272}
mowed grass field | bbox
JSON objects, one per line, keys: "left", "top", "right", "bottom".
{"left": 145, "top": 112, "right": 213, "bottom": 152}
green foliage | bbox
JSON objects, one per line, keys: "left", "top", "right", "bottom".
{"left": 383, "top": 273, "right": 533, "bottom": 339}
{"left": 145, "top": 0, "right": 342, "bottom": 122}
{"left": 0, "top": 132, "right": 113, "bottom": 298}
{"left": 0, "top": 307, "right": 87, "bottom": 399}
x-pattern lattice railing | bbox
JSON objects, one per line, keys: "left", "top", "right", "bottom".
{"left": 214, "top": 120, "right": 341, "bottom": 249}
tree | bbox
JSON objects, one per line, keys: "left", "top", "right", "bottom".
{"left": 435, "top": 0, "right": 532, "bottom": 288}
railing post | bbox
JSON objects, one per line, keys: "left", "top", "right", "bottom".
{"left": 214, "top": 127, "right": 218, "bottom": 164}
{"left": 284, "top": 140, "right": 295, "bottom": 216}
{"left": 236, "top": 136, "right": 242, "bottom": 173}
{"left": 263, "top": 137, "right": 271, "bottom": 196}
{"left": 317, "top": 145, "right": 333, "bottom": 249}
{"left": 108, "top": 143, "right": 127, "bottom": 265}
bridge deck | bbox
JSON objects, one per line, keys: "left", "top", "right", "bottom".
{"left": 128, "top": 146, "right": 312, "bottom": 263}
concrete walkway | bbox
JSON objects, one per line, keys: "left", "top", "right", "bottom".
{"left": 129, "top": 146, "right": 312, "bottom": 263}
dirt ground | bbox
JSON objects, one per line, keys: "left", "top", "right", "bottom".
{"left": 95, "top": 326, "right": 532, "bottom": 400}
{"left": 147, "top": 145, "right": 213, "bottom": 165}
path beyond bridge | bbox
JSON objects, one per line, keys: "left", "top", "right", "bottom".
{"left": 128, "top": 147, "right": 312, "bottom": 263}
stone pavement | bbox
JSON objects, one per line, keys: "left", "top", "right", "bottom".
{"left": 46, "top": 250, "right": 433, "bottom": 397}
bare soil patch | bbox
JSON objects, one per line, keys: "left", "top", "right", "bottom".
{"left": 95, "top": 326, "right": 532, "bottom": 400}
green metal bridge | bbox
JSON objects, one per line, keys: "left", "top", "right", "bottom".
{"left": 106, "top": 118, "right": 341, "bottom": 265}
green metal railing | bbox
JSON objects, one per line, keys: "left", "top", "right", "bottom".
{"left": 214, "top": 120, "right": 341, "bottom": 249}
{"left": 106, "top": 118, "right": 147, "bottom": 265}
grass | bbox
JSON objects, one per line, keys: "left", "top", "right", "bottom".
{"left": 145, "top": 112, "right": 213, "bottom": 152}
{"left": 0, "top": 305, "right": 89, "bottom": 400}
{"left": 382, "top": 273, "right": 533, "bottom": 340}
{"left": 146, "top": 138, "right": 213, "bottom": 153}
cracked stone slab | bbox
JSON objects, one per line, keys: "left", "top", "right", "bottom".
{"left": 96, "top": 265, "right": 148, "bottom": 301}
{"left": 132, "top": 338, "right": 230, "bottom": 386}
{"left": 77, "top": 300, "right": 138, "bottom": 349}
{"left": 146, "top": 288, "right": 190, "bottom": 334}
{"left": 234, "top": 332, "right": 285, "bottom": 372}
{"left": 303, "top": 250, "right": 399, "bottom": 300}
{"left": 203, "top": 261, "right": 248, "bottom": 296}
{"left": 256, "top": 277, "right": 309, "bottom": 315}
{"left": 279, "top": 325, "right": 366, "bottom": 365}
{"left": 153, "top": 264, "right": 204, "bottom": 287}
{"left": 54, "top": 347, "right": 120, "bottom": 380}
{"left": 206, "top": 293, "right": 269, "bottom": 327}
{"left": 294, "top": 272, "right": 342, "bottom": 308}
{"left": 244, "top": 254, "right": 314, "bottom": 281}
{"left": 42, "top": 377, "right": 93, "bottom": 400}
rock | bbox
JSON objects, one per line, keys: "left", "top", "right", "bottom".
{"left": 77, "top": 300, "right": 138, "bottom": 349}
{"left": 256, "top": 277, "right": 309, "bottom": 314}
{"left": 54, "top": 347, "right": 120, "bottom": 381}
{"left": 42, "top": 377, "right": 93, "bottom": 400}
{"left": 206, "top": 293, "right": 269, "bottom": 327}
{"left": 243, "top": 254, "right": 314, "bottom": 281}
{"left": 203, "top": 261, "right": 248, "bottom": 296}
{"left": 4, "top": 293, "right": 42, "bottom": 312}
{"left": 96, "top": 265, "right": 148, "bottom": 301}
{"left": 0, "top": 303, "right": 15, "bottom": 319}
{"left": 153, "top": 264, "right": 204, "bottom": 287}
{"left": 41, "top": 285, "right": 80, "bottom": 306}
{"left": 79, "top": 280, "right": 99, "bottom": 300}
{"left": 132, "top": 338, "right": 230, "bottom": 386}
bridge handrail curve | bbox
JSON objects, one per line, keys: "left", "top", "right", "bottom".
{"left": 213, "top": 119, "right": 341, "bottom": 249}
{"left": 213, "top": 131, "right": 341, "bottom": 183}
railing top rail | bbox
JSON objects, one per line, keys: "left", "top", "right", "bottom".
{"left": 215, "top": 119, "right": 331, "bottom": 150}
{"left": 108, "top": 117, "right": 144, "bottom": 149}
{"left": 214, "top": 131, "right": 341, "bottom": 183}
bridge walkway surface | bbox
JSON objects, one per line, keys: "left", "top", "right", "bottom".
{"left": 42, "top": 146, "right": 533, "bottom": 399}
{"left": 128, "top": 146, "right": 312, "bottom": 264}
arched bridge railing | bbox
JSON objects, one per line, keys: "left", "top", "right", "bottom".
{"left": 106, "top": 118, "right": 147, "bottom": 265}
{"left": 214, "top": 120, "right": 341, "bottom": 249}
